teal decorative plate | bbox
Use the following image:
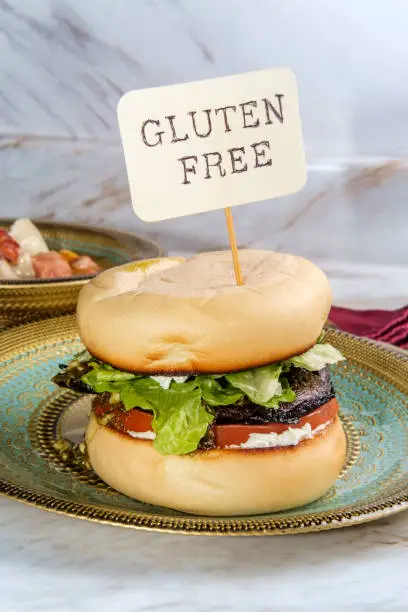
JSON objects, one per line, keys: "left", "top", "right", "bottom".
{"left": 0, "top": 316, "right": 407, "bottom": 536}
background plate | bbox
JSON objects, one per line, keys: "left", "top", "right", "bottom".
{"left": 0, "top": 220, "right": 161, "bottom": 329}
{"left": 0, "top": 316, "right": 407, "bottom": 536}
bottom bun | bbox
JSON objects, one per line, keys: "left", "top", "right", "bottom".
{"left": 85, "top": 414, "right": 347, "bottom": 516}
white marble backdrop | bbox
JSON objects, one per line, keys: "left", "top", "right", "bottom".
{"left": 1, "top": 0, "right": 407, "bottom": 306}
{"left": 1, "top": 5, "right": 408, "bottom": 610}
{"left": 2, "top": 0, "right": 408, "bottom": 155}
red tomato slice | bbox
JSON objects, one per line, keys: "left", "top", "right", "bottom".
{"left": 115, "top": 406, "right": 153, "bottom": 433}
{"left": 93, "top": 397, "right": 339, "bottom": 448}
{"left": 93, "top": 399, "right": 153, "bottom": 432}
{"left": 213, "top": 398, "right": 339, "bottom": 448}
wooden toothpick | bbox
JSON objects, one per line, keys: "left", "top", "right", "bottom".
{"left": 224, "top": 207, "right": 243, "bottom": 285}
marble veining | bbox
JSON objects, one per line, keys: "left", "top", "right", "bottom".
{"left": 1, "top": 136, "right": 407, "bottom": 308}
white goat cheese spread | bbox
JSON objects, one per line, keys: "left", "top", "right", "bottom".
{"left": 128, "top": 430, "right": 156, "bottom": 440}
{"left": 126, "top": 420, "right": 332, "bottom": 447}
{"left": 227, "top": 420, "right": 332, "bottom": 449}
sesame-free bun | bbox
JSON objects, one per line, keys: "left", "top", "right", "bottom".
{"left": 85, "top": 414, "right": 346, "bottom": 516}
{"left": 77, "top": 250, "right": 331, "bottom": 374}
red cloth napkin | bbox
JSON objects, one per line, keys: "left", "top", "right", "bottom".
{"left": 329, "top": 306, "right": 408, "bottom": 349}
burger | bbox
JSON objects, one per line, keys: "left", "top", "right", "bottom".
{"left": 53, "top": 250, "right": 346, "bottom": 516}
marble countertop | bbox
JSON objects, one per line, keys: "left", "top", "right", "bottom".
{"left": 1, "top": 495, "right": 407, "bottom": 612}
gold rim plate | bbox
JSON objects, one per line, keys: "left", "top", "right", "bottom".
{"left": 0, "top": 316, "right": 407, "bottom": 535}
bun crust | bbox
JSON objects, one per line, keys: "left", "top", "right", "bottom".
{"left": 85, "top": 414, "right": 346, "bottom": 516}
{"left": 78, "top": 250, "right": 331, "bottom": 373}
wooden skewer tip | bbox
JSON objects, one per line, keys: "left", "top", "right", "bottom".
{"left": 224, "top": 207, "right": 243, "bottom": 286}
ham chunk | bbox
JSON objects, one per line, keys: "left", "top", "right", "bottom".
{"left": 32, "top": 251, "right": 73, "bottom": 279}
{"left": 0, "top": 229, "right": 20, "bottom": 264}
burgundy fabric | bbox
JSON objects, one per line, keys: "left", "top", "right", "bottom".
{"left": 329, "top": 306, "right": 408, "bottom": 349}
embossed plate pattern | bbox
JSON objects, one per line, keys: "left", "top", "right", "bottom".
{"left": 0, "top": 316, "right": 407, "bottom": 535}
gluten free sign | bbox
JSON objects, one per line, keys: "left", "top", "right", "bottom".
{"left": 118, "top": 68, "right": 306, "bottom": 222}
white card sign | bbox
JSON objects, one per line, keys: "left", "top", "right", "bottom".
{"left": 118, "top": 68, "right": 306, "bottom": 222}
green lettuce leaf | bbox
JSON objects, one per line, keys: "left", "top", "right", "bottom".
{"left": 120, "top": 378, "right": 162, "bottom": 412}
{"left": 118, "top": 378, "right": 214, "bottom": 455}
{"left": 151, "top": 381, "right": 214, "bottom": 455}
{"left": 81, "top": 361, "right": 137, "bottom": 393}
{"left": 198, "top": 376, "right": 244, "bottom": 406}
{"left": 258, "top": 377, "right": 296, "bottom": 408}
{"left": 225, "top": 363, "right": 283, "bottom": 407}
{"left": 286, "top": 343, "right": 345, "bottom": 371}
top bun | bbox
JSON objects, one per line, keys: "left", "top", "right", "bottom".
{"left": 77, "top": 250, "right": 331, "bottom": 374}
